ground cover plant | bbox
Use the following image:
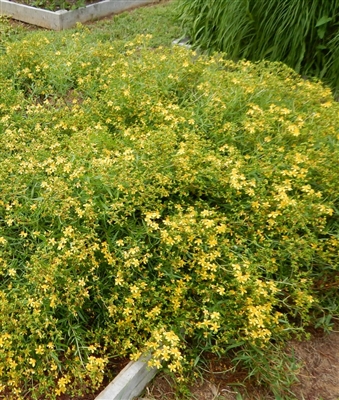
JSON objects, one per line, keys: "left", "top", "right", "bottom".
{"left": 177, "top": 0, "right": 339, "bottom": 97}
{"left": 0, "top": 2, "right": 339, "bottom": 399}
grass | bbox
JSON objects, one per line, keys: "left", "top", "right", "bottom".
{"left": 0, "top": 0, "right": 182, "bottom": 44}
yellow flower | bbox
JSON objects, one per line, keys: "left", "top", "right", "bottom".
{"left": 29, "top": 358, "right": 36, "bottom": 367}
{"left": 286, "top": 124, "right": 300, "bottom": 136}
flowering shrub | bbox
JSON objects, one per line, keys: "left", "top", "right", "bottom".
{"left": 0, "top": 30, "right": 339, "bottom": 398}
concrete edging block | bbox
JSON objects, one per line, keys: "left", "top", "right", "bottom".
{"left": 0, "top": 0, "right": 157, "bottom": 30}
{"left": 95, "top": 354, "right": 159, "bottom": 400}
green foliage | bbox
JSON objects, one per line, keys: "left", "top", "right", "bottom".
{"left": 177, "top": 0, "right": 339, "bottom": 95}
{"left": 233, "top": 344, "right": 300, "bottom": 399}
{"left": 0, "top": 9, "right": 339, "bottom": 399}
{"left": 0, "top": 15, "right": 22, "bottom": 53}
{"left": 11, "top": 0, "right": 87, "bottom": 11}
{"left": 85, "top": 0, "right": 182, "bottom": 48}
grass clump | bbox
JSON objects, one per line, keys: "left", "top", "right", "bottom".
{"left": 177, "top": 0, "right": 339, "bottom": 96}
{"left": 0, "top": 4, "right": 339, "bottom": 399}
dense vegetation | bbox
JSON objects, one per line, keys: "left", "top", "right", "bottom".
{"left": 178, "top": 0, "right": 339, "bottom": 96}
{"left": 0, "top": 3, "right": 339, "bottom": 399}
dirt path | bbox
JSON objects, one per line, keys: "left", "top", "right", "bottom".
{"left": 291, "top": 330, "right": 339, "bottom": 400}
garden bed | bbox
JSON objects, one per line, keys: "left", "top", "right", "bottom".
{"left": 1, "top": 1, "right": 339, "bottom": 399}
{"left": 9, "top": 0, "right": 100, "bottom": 12}
{"left": 0, "top": 0, "right": 158, "bottom": 29}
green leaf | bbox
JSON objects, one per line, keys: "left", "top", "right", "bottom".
{"left": 317, "top": 27, "right": 327, "bottom": 39}
{"left": 316, "top": 45, "right": 328, "bottom": 50}
{"left": 316, "top": 16, "right": 332, "bottom": 27}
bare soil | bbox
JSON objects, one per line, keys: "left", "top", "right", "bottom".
{"left": 291, "top": 330, "right": 339, "bottom": 400}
